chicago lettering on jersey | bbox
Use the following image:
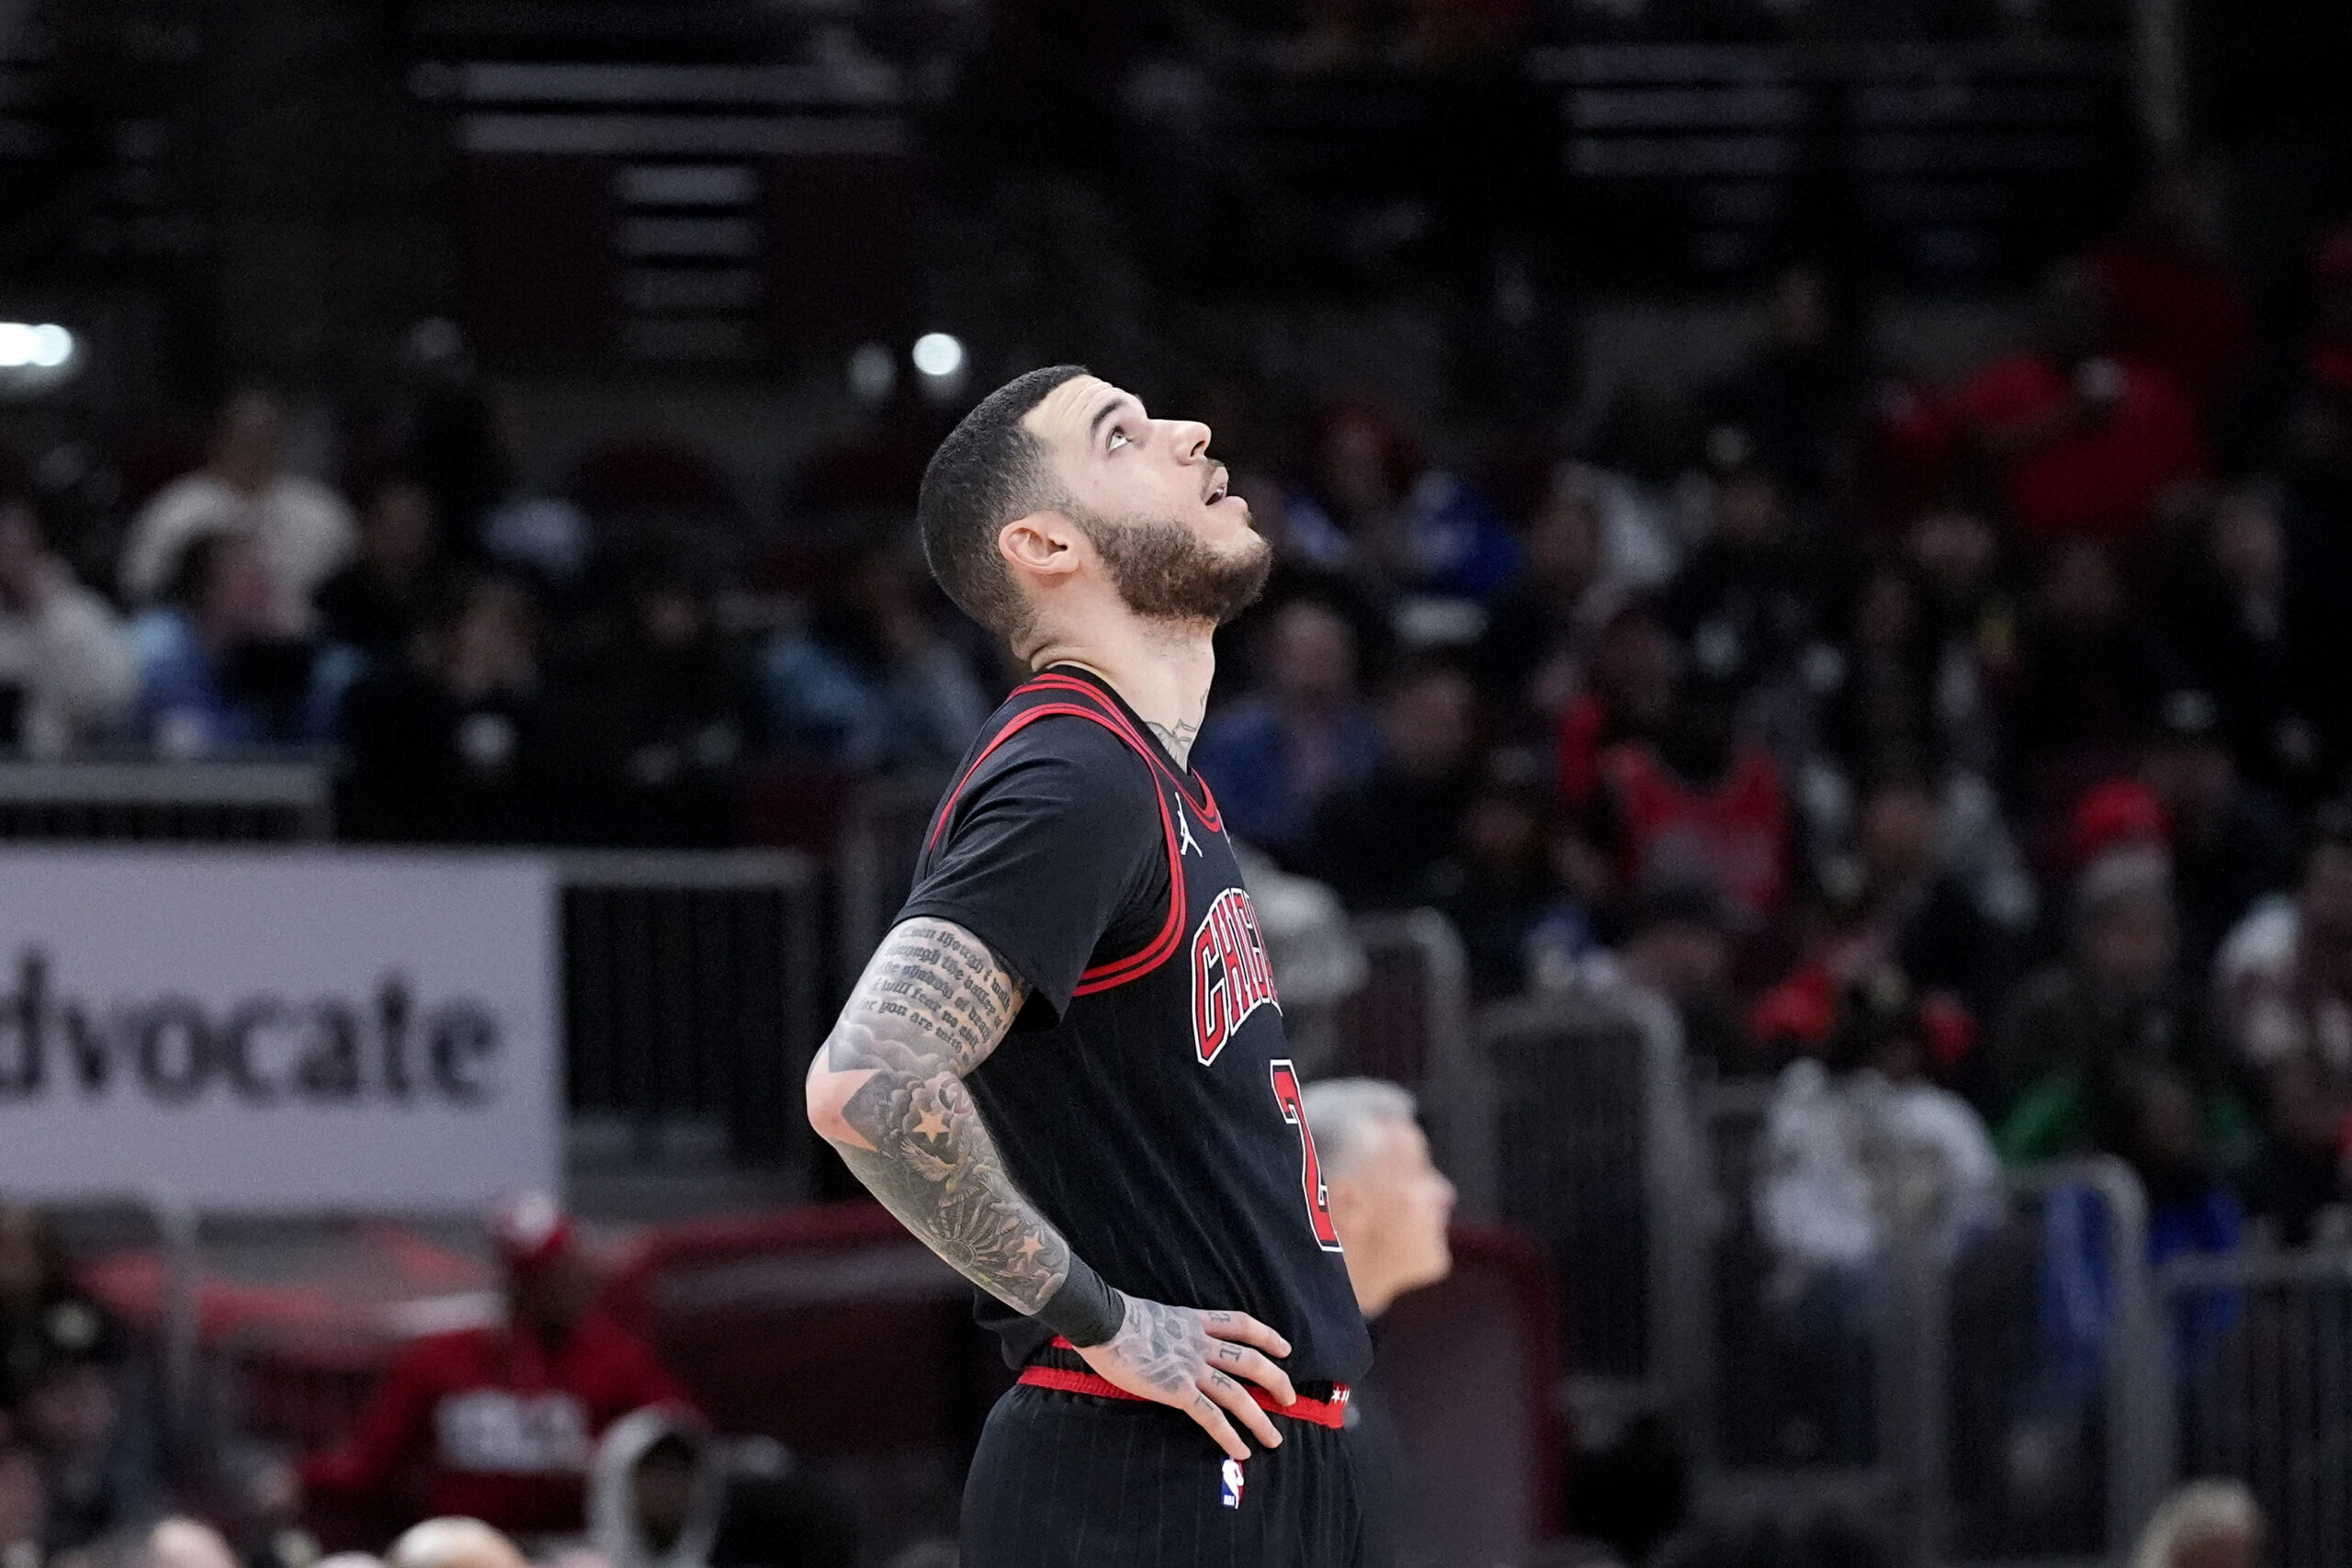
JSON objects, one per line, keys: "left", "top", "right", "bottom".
{"left": 1190, "top": 886, "right": 1280, "bottom": 1066}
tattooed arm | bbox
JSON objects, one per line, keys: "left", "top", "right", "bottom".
{"left": 805, "top": 916, "right": 1296, "bottom": 1459}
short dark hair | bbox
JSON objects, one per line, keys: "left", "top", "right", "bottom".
{"left": 916, "top": 364, "right": 1087, "bottom": 637}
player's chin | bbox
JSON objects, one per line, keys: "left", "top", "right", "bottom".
{"left": 1204, "top": 493, "right": 1256, "bottom": 532}
{"left": 1216, "top": 514, "right": 1272, "bottom": 563}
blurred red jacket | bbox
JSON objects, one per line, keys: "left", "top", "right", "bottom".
{"left": 300, "top": 1310, "right": 693, "bottom": 1536}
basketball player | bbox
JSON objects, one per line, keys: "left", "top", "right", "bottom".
{"left": 805, "top": 366, "right": 1372, "bottom": 1565}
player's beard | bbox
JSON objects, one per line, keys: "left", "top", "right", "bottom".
{"left": 1076, "top": 505, "right": 1273, "bottom": 626}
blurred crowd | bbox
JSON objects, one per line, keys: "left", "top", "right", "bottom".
{"left": 0, "top": 1204, "right": 163, "bottom": 1568}
{"left": 0, "top": 1196, "right": 860, "bottom": 1568}
{"left": 0, "top": 167, "right": 2350, "bottom": 1265}
{"left": 1187, "top": 186, "right": 2352, "bottom": 1282}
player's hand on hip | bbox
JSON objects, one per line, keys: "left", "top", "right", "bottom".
{"left": 1074, "top": 1293, "right": 1297, "bottom": 1461}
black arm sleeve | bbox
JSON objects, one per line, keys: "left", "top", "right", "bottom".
{"left": 896, "top": 718, "right": 1165, "bottom": 1023}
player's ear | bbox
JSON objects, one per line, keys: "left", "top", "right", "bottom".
{"left": 998, "top": 510, "right": 1082, "bottom": 581}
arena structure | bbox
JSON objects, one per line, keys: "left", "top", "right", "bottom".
{"left": 0, "top": 1, "right": 2338, "bottom": 1565}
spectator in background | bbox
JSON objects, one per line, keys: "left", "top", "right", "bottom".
{"left": 1193, "top": 598, "right": 1380, "bottom": 863}
{"left": 315, "top": 477, "right": 444, "bottom": 664}
{"left": 575, "top": 561, "right": 755, "bottom": 848}
{"left": 0, "top": 495, "right": 137, "bottom": 754}
{"left": 1303, "top": 1078, "right": 1457, "bottom": 1320}
{"left": 385, "top": 1518, "right": 528, "bottom": 1568}
{"left": 2086, "top": 164, "right": 2252, "bottom": 416}
{"left": 2139, "top": 690, "right": 2297, "bottom": 982}
{"left": 1472, "top": 466, "right": 1619, "bottom": 728}
{"left": 121, "top": 390, "right": 356, "bottom": 632}
{"left": 588, "top": 1409, "right": 854, "bottom": 1568}
{"left": 1991, "top": 847, "right": 2255, "bottom": 1194}
{"left": 1702, "top": 263, "right": 1867, "bottom": 504}
{"left": 2234, "top": 1052, "right": 2348, "bottom": 1249}
{"left": 1299, "top": 1077, "right": 1456, "bottom": 1568}
{"left": 1793, "top": 774, "right": 2013, "bottom": 1027}
{"left": 1960, "top": 261, "right": 2205, "bottom": 548}
{"left": 17, "top": 1309, "right": 161, "bottom": 1551}
{"left": 1588, "top": 674, "right": 1792, "bottom": 935}
{"left": 148, "top": 1517, "right": 244, "bottom": 1568}
{"left": 2130, "top": 1479, "right": 2263, "bottom": 1568}
{"left": 1606, "top": 882, "right": 1750, "bottom": 1074}
{"left": 591, "top": 1413, "right": 724, "bottom": 1568}
{"left": 299, "top": 1197, "right": 691, "bottom": 1542}
{"left": 1284, "top": 400, "right": 1519, "bottom": 611}
{"left": 132, "top": 531, "right": 335, "bottom": 755}
{"left": 2216, "top": 803, "right": 2352, "bottom": 1106}
{"left": 1554, "top": 600, "right": 1680, "bottom": 817}
{"left": 335, "top": 575, "right": 558, "bottom": 842}
{"left": 758, "top": 545, "right": 989, "bottom": 773}
{"left": 1433, "top": 768, "right": 1591, "bottom": 998}
{"left": 2155, "top": 484, "right": 2324, "bottom": 798}
{"left": 1904, "top": 500, "right": 2017, "bottom": 783}
{"left": 1756, "top": 969, "right": 2003, "bottom": 1456}
{"left": 1308, "top": 660, "right": 1479, "bottom": 909}
{"left": 2221, "top": 226, "right": 2352, "bottom": 475}
{"left": 1577, "top": 378, "right": 1702, "bottom": 596}
{"left": 1810, "top": 562, "right": 1943, "bottom": 790}
{"left": 0, "top": 1208, "right": 115, "bottom": 1417}
{"left": 0, "top": 1445, "right": 40, "bottom": 1568}
{"left": 2007, "top": 539, "right": 2166, "bottom": 808}
{"left": 1659, "top": 430, "right": 1816, "bottom": 705}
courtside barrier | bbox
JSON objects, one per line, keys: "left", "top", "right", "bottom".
{"left": 0, "top": 758, "right": 331, "bottom": 841}
{"left": 557, "top": 850, "right": 822, "bottom": 1171}
{"left": 2159, "top": 1243, "right": 2352, "bottom": 1568}
{"left": 1480, "top": 985, "right": 1702, "bottom": 1437}
{"left": 1936, "top": 1157, "right": 2162, "bottom": 1567}
{"left": 1334, "top": 910, "right": 1492, "bottom": 1215}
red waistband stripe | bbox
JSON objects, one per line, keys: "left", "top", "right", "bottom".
{"left": 1016, "top": 1362, "right": 1351, "bottom": 1430}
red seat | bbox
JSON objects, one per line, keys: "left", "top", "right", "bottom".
{"left": 605, "top": 1201, "right": 1007, "bottom": 1456}
{"left": 1374, "top": 1222, "right": 1565, "bottom": 1561}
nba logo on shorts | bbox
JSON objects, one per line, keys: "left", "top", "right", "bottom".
{"left": 1219, "top": 1457, "right": 1245, "bottom": 1508}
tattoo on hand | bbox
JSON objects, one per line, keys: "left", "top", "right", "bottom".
{"left": 819, "top": 919, "right": 1068, "bottom": 1311}
{"left": 1099, "top": 1295, "right": 1210, "bottom": 1402}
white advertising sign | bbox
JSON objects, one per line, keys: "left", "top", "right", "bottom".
{"left": 0, "top": 850, "right": 559, "bottom": 1211}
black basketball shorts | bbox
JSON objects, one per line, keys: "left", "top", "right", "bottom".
{"left": 961, "top": 1382, "right": 1365, "bottom": 1568}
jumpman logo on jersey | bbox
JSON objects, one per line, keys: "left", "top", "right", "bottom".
{"left": 1176, "top": 801, "right": 1202, "bottom": 857}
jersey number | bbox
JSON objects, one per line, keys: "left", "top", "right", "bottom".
{"left": 1269, "top": 1059, "right": 1343, "bottom": 1252}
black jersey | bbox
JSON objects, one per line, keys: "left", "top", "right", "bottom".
{"left": 897, "top": 665, "right": 1374, "bottom": 1386}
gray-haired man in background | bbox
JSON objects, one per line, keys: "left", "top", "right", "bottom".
{"left": 1300, "top": 1078, "right": 1458, "bottom": 1568}
{"left": 1301, "top": 1079, "right": 1457, "bottom": 1319}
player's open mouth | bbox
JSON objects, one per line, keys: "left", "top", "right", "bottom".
{"left": 1204, "top": 468, "right": 1229, "bottom": 506}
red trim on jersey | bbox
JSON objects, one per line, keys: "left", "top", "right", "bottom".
{"left": 1016, "top": 1362, "right": 1351, "bottom": 1430}
{"left": 924, "top": 703, "right": 1101, "bottom": 857}
{"left": 922, "top": 694, "right": 1187, "bottom": 994}
{"left": 1074, "top": 770, "right": 1185, "bottom": 993}
{"left": 1022, "top": 671, "right": 1224, "bottom": 831}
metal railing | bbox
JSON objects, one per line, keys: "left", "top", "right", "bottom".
{"left": 1479, "top": 983, "right": 1702, "bottom": 1432}
{"left": 1935, "top": 1159, "right": 2163, "bottom": 1568}
{"left": 2157, "top": 1247, "right": 2352, "bottom": 1568}
{"left": 1688, "top": 1115, "right": 2163, "bottom": 1568}
{"left": 833, "top": 771, "right": 946, "bottom": 994}
{"left": 1330, "top": 909, "right": 1491, "bottom": 1215}
{"left": 0, "top": 758, "right": 332, "bottom": 841}
{"left": 558, "top": 850, "right": 823, "bottom": 1173}
{"left": 1693, "top": 1077, "right": 1921, "bottom": 1535}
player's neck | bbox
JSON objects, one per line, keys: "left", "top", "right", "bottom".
{"left": 1030, "top": 618, "right": 1216, "bottom": 770}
